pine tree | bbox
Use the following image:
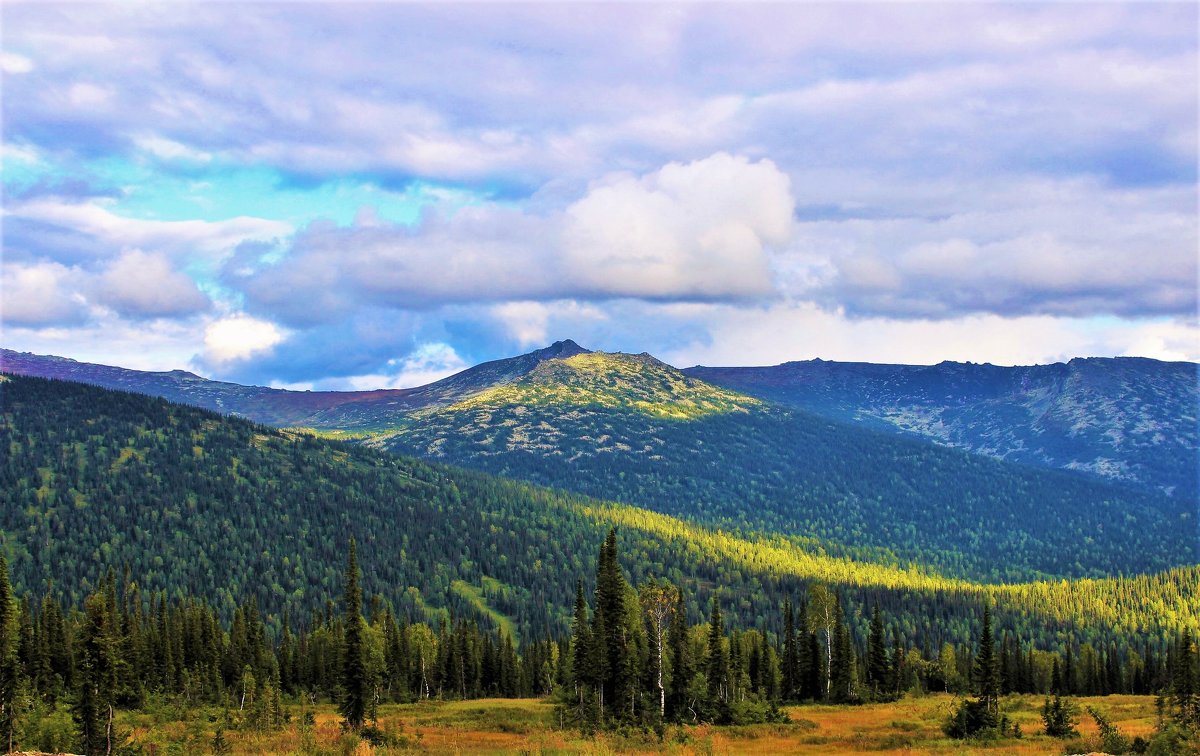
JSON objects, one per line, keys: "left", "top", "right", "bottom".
{"left": 666, "top": 586, "right": 691, "bottom": 722}
{"left": 781, "top": 596, "right": 798, "bottom": 701}
{"left": 974, "top": 605, "right": 1000, "bottom": 719}
{"left": 0, "top": 557, "right": 20, "bottom": 753}
{"left": 867, "top": 602, "right": 889, "bottom": 697}
{"left": 340, "top": 538, "right": 368, "bottom": 730}
{"left": 592, "top": 528, "right": 633, "bottom": 722}
{"left": 1173, "top": 628, "right": 1198, "bottom": 726}
{"left": 704, "top": 596, "right": 729, "bottom": 721}
{"left": 75, "top": 592, "right": 118, "bottom": 756}
{"left": 830, "top": 596, "right": 855, "bottom": 702}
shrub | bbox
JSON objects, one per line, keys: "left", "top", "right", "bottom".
{"left": 1041, "top": 695, "right": 1079, "bottom": 738}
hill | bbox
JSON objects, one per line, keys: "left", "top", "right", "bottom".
{"left": 4, "top": 345, "right": 1195, "bottom": 582}
{"left": 0, "top": 374, "right": 1194, "bottom": 651}
{"left": 686, "top": 357, "right": 1199, "bottom": 499}
{"left": 0, "top": 340, "right": 591, "bottom": 430}
{"left": 369, "top": 351, "right": 1195, "bottom": 582}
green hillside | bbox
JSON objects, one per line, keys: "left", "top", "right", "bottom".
{"left": 687, "top": 356, "right": 1199, "bottom": 499}
{"left": 5, "top": 345, "right": 1194, "bottom": 584}
{"left": 0, "top": 374, "right": 1194, "bottom": 655}
{"left": 371, "top": 353, "right": 1195, "bottom": 583}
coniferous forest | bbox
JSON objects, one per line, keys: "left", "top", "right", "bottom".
{"left": 1, "top": 374, "right": 1197, "bottom": 753}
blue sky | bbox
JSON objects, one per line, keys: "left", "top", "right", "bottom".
{"left": 2, "top": 2, "right": 1196, "bottom": 389}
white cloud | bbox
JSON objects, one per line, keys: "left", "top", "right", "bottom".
{"left": 0, "top": 52, "right": 33, "bottom": 74}
{"left": 8, "top": 199, "right": 291, "bottom": 264}
{"left": 134, "top": 135, "right": 212, "bottom": 163}
{"left": 660, "top": 303, "right": 1200, "bottom": 368}
{"left": 95, "top": 249, "right": 210, "bottom": 318}
{"left": 339, "top": 342, "right": 469, "bottom": 390}
{"left": 203, "top": 315, "right": 286, "bottom": 364}
{"left": 564, "top": 153, "right": 792, "bottom": 300}
{"left": 0, "top": 261, "right": 87, "bottom": 326}
{"left": 492, "top": 300, "right": 609, "bottom": 348}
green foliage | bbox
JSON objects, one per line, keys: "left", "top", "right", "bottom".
{"left": 340, "top": 539, "right": 368, "bottom": 731}
{"left": 1041, "top": 694, "right": 1079, "bottom": 737}
{"left": 1088, "top": 705, "right": 1131, "bottom": 754}
{"left": 0, "top": 373, "right": 1195, "bottom": 706}
{"left": 379, "top": 365, "right": 1195, "bottom": 582}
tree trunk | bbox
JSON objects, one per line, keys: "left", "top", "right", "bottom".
{"left": 825, "top": 629, "right": 833, "bottom": 697}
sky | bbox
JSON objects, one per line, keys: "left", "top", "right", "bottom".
{"left": 2, "top": 2, "right": 1197, "bottom": 390}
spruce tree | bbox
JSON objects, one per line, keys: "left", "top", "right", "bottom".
{"left": 0, "top": 556, "right": 19, "bottom": 753}
{"left": 704, "top": 596, "right": 729, "bottom": 721}
{"left": 781, "top": 596, "right": 798, "bottom": 701}
{"left": 340, "top": 538, "right": 368, "bottom": 730}
{"left": 867, "top": 602, "right": 888, "bottom": 697}
{"left": 75, "top": 592, "right": 117, "bottom": 756}
{"left": 666, "top": 586, "right": 691, "bottom": 722}
{"left": 974, "top": 605, "right": 1000, "bottom": 719}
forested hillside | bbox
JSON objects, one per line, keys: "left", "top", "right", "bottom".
{"left": 687, "top": 356, "right": 1199, "bottom": 499}
{"left": 0, "top": 375, "right": 1195, "bottom": 658}
{"left": 5, "top": 347, "right": 1193, "bottom": 585}
{"left": 371, "top": 354, "right": 1195, "bottom": 582}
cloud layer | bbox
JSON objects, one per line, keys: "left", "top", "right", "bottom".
{"left": 2, "top": 3, "right": 1196, "bottom": 385}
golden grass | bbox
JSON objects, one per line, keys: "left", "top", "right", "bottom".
{"left": 114, "top": 693, "right": 1176, "bottom": 755}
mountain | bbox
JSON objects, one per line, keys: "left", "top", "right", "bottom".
{"left": 685, "top": 357, "right": 1199, "bottom": 499}
{"left": 0, "top": 340, "right": 591, "bottom": 430}
{"left": 4, "top": 344, "right": 1194, "bottom": 582}
{"left": 0, "top": 373, "right": 1194, "bottom": 649}
{"left": 365, "top": 349, "right": 1195, "bottom": 582}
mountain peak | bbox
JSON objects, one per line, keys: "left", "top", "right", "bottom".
{"left": 529, "top": 339, "right": 590, "bottom": 361}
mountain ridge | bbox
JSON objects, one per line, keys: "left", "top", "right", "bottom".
{"left": 684, "top": 355, "right": 1198, "bottom": 498}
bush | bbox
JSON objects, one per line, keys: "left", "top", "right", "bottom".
{"left": 1087, "top": 706, "right": 1130, "bottom": 754}
{"left": 1041, "top": 695, "right": 1079, "bottom": 738}
{"left": 943, "top": 698, "right": 1010, "bottom": 740}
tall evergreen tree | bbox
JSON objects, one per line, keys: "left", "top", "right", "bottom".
{"left": 867, "top": 602, "right": 889, "bottom": 697}
{"left": 74, "top": 593, "right": 117, "bottom": 756}
{"left": 340, "top": 538, "right": 368, "bottom": 730}
{"left": 0, "top": 557, "right": 20, "bottom": 753}
{"left": 666, "top": 586, "right": 691, "bottom": 722}
{"left": 974, "top": 605, "right": 1000, "bottom": 718}
{"left": 781, "top": 596, "right": 798, "bottom": 701}
{"left": 705, "top": 596, "right": 729, "bottom": 721}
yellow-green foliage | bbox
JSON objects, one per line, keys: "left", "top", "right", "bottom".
{"left": 451, "top": 578, "right": 519, "bottom": 643}
{"left": 447, "top": 352, "right": 759, "bottom": 420}
{"left": 578, "top": 501, "right": 1200, "bottom": 638}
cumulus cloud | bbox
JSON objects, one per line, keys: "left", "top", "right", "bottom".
{"left": 562, "top": 153, "right": 790, "bottom": 300}
{"left": 795, "top": 176, "right": 1198, "bottom": 319}
{"left": 658, "top": 303, "right": 1200, "bottom": 368}
{"left": 1, "top": 261, "right": 87, "bottom": 326}
{"left": 492, "top": 300, "right": 608, "bottom": 348}
{"left": 235, "top": 153, "right": 795, "bottom": 325}
{"left": 202, "top": 315, "right": 285, "bottom": 364}
{"left": 94, "top": 249, "right": 210, "bottom": 318}
{"left": 3, "top": 3, "right": 1197, "bottom": 382}
{"left": 338, "top": 342, "right": 469, "bottom": 390}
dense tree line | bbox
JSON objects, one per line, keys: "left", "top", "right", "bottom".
{"left": 378, "top": 359, "right": 1195, "bottom": 581}
{"left": 2, "top": 376, "right": 1194, "bottom": 654}
{"left": 0, "top": 530, "right": 1197, "bottom": 753}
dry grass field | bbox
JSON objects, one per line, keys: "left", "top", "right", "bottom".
{"left": 98, "top": 692, "right": 1187, "bottom": 755}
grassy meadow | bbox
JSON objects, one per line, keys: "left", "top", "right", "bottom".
{"left": 41, "top": 693, "right": 1165, "bottom": 755}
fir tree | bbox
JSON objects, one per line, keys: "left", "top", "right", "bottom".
{"left": 705, "top": 596, "right": 729, "bottom": 721}
{"left": 74, "top": 593, "right": 118, "bottom": 756}
{"left": 974, "top": 605, "right": 1000, "bottom": 719}
{"left": 781, "top": 596, "right": 798, "bottom": 701}
{"left": 340, "top": 538, "right": 368, "bottom": 730}
{"left": 867, "top": 602, "right": 889, "bottom": 697}
{"left": 666, "top": 586, "right": 691, "bottom": 722}
{"left": 0, "top": 557, "right": 19, "bottom": 753}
